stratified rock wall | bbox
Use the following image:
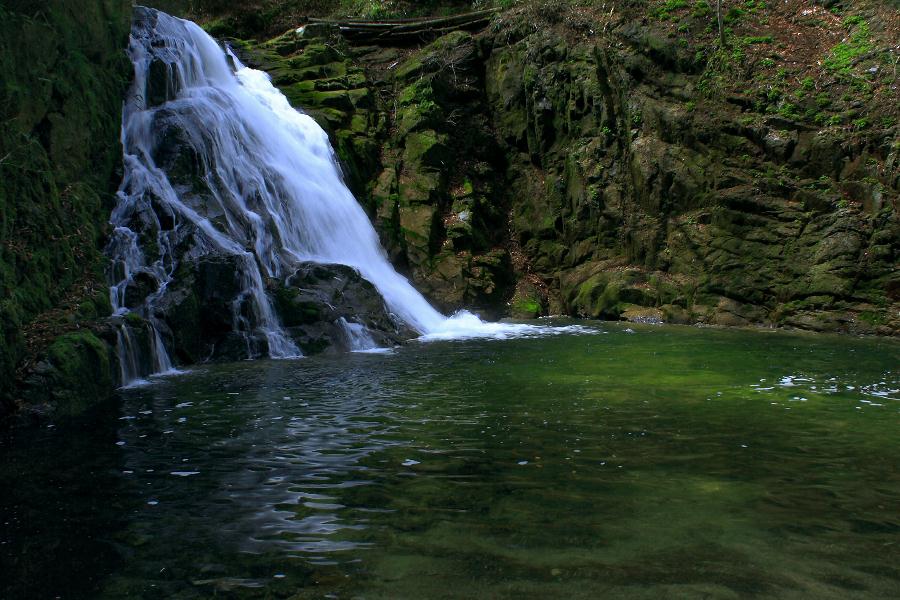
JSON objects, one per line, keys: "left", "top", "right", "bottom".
{"left": 236, "top": 7, "right": 898, "bottom": 334}
{"left": 485, "top": 24, "right": 898, "bottom": 333}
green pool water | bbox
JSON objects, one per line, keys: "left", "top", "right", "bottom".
{"left": 2, "top": 322, "right": 898, "bottom": 599}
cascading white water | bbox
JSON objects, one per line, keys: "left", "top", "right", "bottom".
{"left": 337, "top": 318, "right": 379, "bottom": 352}
{"left": 109, "top": 8, "right": 561, "bottom": 383}
{"left": 110, "top": 8, "right": 302, "bottom": 375}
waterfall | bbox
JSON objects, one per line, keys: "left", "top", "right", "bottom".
{"left": 337, "top": 318, "right": 380, "bottom": 352}
{"left": 108, "top": 8, "right": 550, "bottom": 385}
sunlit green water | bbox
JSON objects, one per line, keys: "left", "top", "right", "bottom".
{"left": 2, "top": 322, "right": 898, "bottom": 599}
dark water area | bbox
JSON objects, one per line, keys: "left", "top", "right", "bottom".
{"left": 1, "top": 322, "right": 898, "bottom": 599}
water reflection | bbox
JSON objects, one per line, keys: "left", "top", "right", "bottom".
{"left": 1, "top": 323, "right": 898, "bottom": 598}
{"left": 115, "top": 356, "right": 411, "bottom": 564}
{"left": 0, "top": 400, "right": 129, "bottom": 599}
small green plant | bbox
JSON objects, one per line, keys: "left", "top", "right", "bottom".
{"left": 815, "top": 92, "right": 830, "bottom": 108}
{"left": 744, "top": 35, "right": 774, "bottom": 45}
{"left": 800, "top": 76, "right": 815, "bottom": 91}
{"left": 654, "top": 0, "right": 689, "bottom": 20}
{"left": 850, "top": 79, "right": 872, "bottom": 94}
{"left": 691, "top": 0, "right": 710, "bottom": 17}
{"left": 778, "top": 102, "right": 800, "bottom": 119}
{"left": 858, "top": 311, "right": 884, "bottom": 327}
{"left": 685, "top": 100, "right": 696, "bottom": 112}
{"left": 824, "top": 18, "right": 871, "bottom": 74}
{"left": 852, "top": 117, "right": 869, "bottom": 129}
{"left": 760, "top": 57, "right": 776, "bottom": 68}
{"left": 724, "top": 7, "right": 745, "bottom": 24}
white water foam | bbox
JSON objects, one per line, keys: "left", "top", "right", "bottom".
{"left": 420, "top": 312, "right": 596, "bottom": 342}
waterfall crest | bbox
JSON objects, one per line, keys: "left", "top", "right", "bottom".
{"left": 108, "top": 8, "right": 549, "bottom": 384}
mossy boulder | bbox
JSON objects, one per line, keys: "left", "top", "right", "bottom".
{"left": 18, "top": 330, "right": 117, "bottom": 418}
{"left": 276, "top": 262, "right": 416, "bottom": 353}
{"left": 152, "top": 254, "right": 246, "bottom": 363}
{"left": 509, "top": 281, "right": 545, "bottom": 319}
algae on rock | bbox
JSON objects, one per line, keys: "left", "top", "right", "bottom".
{"left": 0, "top": 0, "right": 132, "bottom": 417}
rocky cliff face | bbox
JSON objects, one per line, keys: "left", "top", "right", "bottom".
{"left": 233, "top": 0, "right": 899, "bottom": 334}
{"left": 0, "top": 0, "right": 132, "bottom": 417}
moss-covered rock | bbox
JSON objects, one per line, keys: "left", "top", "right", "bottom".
{"left": 0, "top": 0, "right": 131, "bottom": 416}
{"left": 474, "top": 12, "right": 898, "bottom": 333}
{"left": 509, "top": 283, "right": 544, "bottom": 319}
{"left": 18, "top": 330, "right": 117, "bottom": 418}
{"left": 278, "top": 262, "right": 417, "bottom": 353}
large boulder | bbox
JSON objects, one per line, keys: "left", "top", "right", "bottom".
{"left": 274, "top": 262, "right": 417, "bottom": 354}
